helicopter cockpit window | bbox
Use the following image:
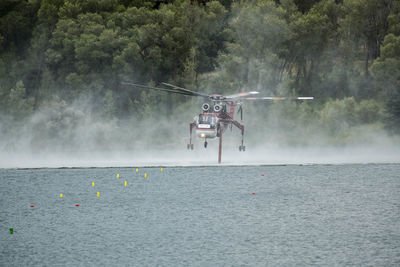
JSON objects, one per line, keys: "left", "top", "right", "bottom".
{"left": 199, "top": 114, "right": 215, "bottom": 125}
{"left": 199, "top": 114, "right": 209, "bottom": 124}
{"left": 210, "top": 116, "right": 217, "bottom": 125}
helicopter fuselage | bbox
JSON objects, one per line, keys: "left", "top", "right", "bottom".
{"left": 195, "top": 112, "right": 219, "bottom": 139}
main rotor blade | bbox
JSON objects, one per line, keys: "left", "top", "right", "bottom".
{"left": 243, "top": 96, "right": 314, "bottom": 100}
{"left": 161, "top": 82, "right": 210, "bottom": 98}
{"left": 122, "top": 82, "right": 205, "bottom": 97}
{"left": 225, "top": 91, "right": 259, "bottom": 99}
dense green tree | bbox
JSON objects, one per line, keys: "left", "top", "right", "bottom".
{"left": 294, "top": 0, "right": 321, "bottom": 13}
{"left": 6, "top": 80, "right": 34, "bottom": 119}
{"left": 283, "top": 0, "right": 343, "bottom": 97}
{"left": 212, "top": 0, "right": 290, "bottom": 94}
{"left": 0, "top": 0, "right": 38, "bottom": 52}
{"left": 341, "top": 0, "right": 394, "bottom": 75}
{"left": 0, "top": 0, "right": 399, "bottom": 138}
{"left": 370, "top": 1, "right": 400, "bottom": 133}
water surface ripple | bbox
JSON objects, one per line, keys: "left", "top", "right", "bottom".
{"left": 1, "top": 164, "right": 399, "bottom": 266}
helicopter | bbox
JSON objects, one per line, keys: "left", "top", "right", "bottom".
{"left": 122, "top": 82, "right": 313, "bottom": 163}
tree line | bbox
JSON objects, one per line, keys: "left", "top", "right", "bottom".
{"left": 0, "top": 0, "right": 399, "bottom": 137}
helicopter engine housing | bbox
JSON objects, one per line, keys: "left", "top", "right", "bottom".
{"left": 202, "top": 103, "right": 210, "bottom": 112}
{"left": 213, "top": 104, "right": 222, "bottom": 112}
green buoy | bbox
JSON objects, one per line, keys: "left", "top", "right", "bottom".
{"left": 9, "top": 228, "right": 13, "bottom": 234}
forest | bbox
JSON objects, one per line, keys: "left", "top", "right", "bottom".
{"left": 0, "top": 0, "right": 399, "bottom": 152}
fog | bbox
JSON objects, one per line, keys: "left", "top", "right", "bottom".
{"left": 1, "top": 0, "right": 398, "bottom": 169}
{"left": 1, "top": 96, "right": 399, "bottom": 169}
{"left": 2, "top": 143, "right": 399, "bottom": 169}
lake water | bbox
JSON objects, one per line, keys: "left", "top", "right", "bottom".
{"left": 1, "top": 164, "right": 399, "bottom": 266}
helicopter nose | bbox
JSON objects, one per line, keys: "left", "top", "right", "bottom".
{"left": 196, "top": 128, "right": 217, "bottom": 139}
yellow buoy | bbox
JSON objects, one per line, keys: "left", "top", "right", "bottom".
{"left": 117, "top": 173, "right": 120, "bottom": 178}
{"left": 92, "top": 182, "right": 95, "bottom": 187}
{"left": 97, "top": 192, "right": 100, "bottom": 197}
{"left": 124, "top": 181, "right": 127, "bottom": 187}
{"left": 144, "top": 173, "right": 147, "bottom": 178}
{"left": 60, "top": 194, "right": 63, "bottom": 198}
{"left": 161, "top": 168, "right": 163, "bottom": 172}
{"left": 136, "top": 168, "right": 138, "bottom": 172}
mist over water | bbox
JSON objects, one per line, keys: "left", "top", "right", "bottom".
{"left": 1, "top": 144, "right": 399, "bottom": 169}
{"left": 0, "top": 146, "right": 400, "bottom": 168}
{"left": 0, "top": 97, "right": 399, "bottom": 168}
